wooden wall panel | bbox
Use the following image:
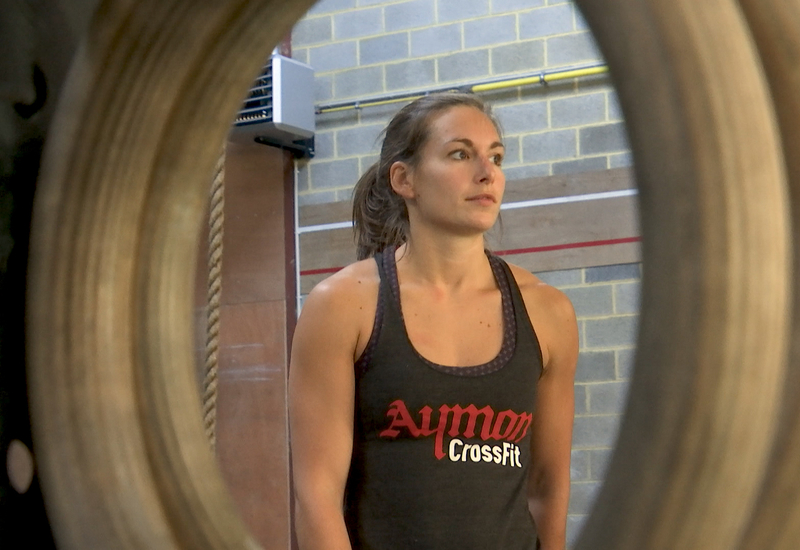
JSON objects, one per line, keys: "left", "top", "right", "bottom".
{"left": 299, "top": 167, "right": 640, "bottom": 293}
{"left": 299, "top": 229, "right": 358, "bottom": 293}
{"left": 222, "top": 142, "right": 288, "bottom": 304}
{"left": 298, "top": 200, "right": 352, "bottom": 227}
{"left": 195, "top": 140, "right": 295, "bottom": 549}
{"left": 500, "top": 240, "right": 642, "bottom": 275}
{"left": 216, "top": 300, "right": 290, "bottom": 549}
{"left": 487, "top": 195, "right": 639, "bottom": 252}
{"left": 503, "top": 165, "right": 635, "bottom": 202}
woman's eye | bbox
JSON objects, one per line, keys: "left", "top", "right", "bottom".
{"left": 491, "top": 154, "right": 504, "bottom": 166}
{"left": 450, "top": 150, "right": 468, "bottom": 160}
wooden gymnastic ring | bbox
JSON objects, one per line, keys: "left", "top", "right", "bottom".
{"left": 27, "top": 1, "right": 315, "bottom": 547}
{"left": 25, "top": 0, "right": 793, "bottom": 548}
{"left": 732, "top": 2, "right": 800, "bottom": 549}
{"left": 573, "top": 1, "right": 791, "bottom": 549}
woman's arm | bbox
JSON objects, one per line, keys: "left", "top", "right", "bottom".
{"left": 289, "top": 274, "right": 367, "bottom": 550}
{"left": 526, "top": 285, "right": 579, "bottom": 550}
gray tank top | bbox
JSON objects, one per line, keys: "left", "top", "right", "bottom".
{"left": 345, "top": 247, "right": 544, "bottom": 549}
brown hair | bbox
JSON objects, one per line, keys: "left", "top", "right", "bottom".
{"left": 352, "top": 92, "right": 501, "bottom": 260}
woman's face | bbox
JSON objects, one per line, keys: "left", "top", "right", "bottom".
{"left": 391, "top": 105, "right": 506, "bottom": 237}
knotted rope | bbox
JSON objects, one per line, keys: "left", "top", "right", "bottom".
{"left": 203, "top": 149, "right": 225, "bottom": 451}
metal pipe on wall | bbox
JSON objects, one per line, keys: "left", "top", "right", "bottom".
{"left": 315, "top": 63, "right": 609, "bottom": 114}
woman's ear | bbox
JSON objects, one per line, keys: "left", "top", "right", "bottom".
{"left": 389, "top": 161, "right": 415, "bottom": 199}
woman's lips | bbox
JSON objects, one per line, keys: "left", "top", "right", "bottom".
{"left": 466, "top": 193, "right": 497, "bottom": 205}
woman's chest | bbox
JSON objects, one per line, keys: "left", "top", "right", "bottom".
{"left": 399, "top": 286, "right": 505, "bottom": 367}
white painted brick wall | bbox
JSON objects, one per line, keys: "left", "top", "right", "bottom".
{"left": 537, "top": 264, "right": 638, "bottom": 546}
{"left": 293, "top": 0, "right": 632, "bottom": 207}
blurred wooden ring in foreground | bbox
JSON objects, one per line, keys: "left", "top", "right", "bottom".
{"left": 26, "top": 0, "right": 795, "bottom": 548}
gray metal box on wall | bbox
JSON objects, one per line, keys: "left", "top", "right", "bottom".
{"left": 230, "top": 54, "right": 315, "bottom": 157}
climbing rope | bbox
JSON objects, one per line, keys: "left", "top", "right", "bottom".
{"left": 203, "top": 148, "right": 225, "bottom": 451}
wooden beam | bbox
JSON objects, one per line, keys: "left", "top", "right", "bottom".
{"left": 298, "top": 166, "right": 640, "bottom": 293}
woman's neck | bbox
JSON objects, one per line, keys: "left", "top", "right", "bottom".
{"left": 396, "top": 231, "right": 492, "bottom": 290}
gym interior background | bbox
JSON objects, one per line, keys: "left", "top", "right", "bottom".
{"left": 7, "top": 0, "right": 796, "bottom": 548}
{"left": 0, "top": 0, "right": 642, "bottom": 547}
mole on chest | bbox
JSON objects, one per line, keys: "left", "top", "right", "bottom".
{"left": 402, "top": 294, "right": 504, "bottom": 366}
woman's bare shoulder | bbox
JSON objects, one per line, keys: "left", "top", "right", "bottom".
{"left": 505, "top": 262, "right": 573, "bottom": 314}
{"left": 505, "top": 262, "right": 577, "bottom": 369}
{"left": 294, "top": 258, "right": 381, "bottom": 363}
{"left": 300, "top": 257, "right": 380, "bottom": 325}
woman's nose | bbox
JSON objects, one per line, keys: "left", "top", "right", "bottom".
{"left": 475, "top": 155, "right": 496, "bottom": 183}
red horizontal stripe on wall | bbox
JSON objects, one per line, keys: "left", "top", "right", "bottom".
{"left": 299, "top": 236, "right": 641, "bottom": 277}
{"left": 300, "top": 266, "right": 344, "bottom": 276}
{"left": 493, "top": 236, "right": 641, "bottom": 256}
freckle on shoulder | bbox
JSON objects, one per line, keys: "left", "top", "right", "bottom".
{"left": 309, "top": 258, "right": 379, "bottom": 298}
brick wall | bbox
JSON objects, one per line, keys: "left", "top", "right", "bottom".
{"left": 537, "top": 264, "right": 637, "bottom": 545}
{"left": 291, "top": 1, "right": 640, "bottom": 546}
{"left": 292, "top": 0, "right": 632, "bottom": 206}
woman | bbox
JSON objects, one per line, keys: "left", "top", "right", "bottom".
{"left": 289, "top": 93, "right": 578, "bottom": 550}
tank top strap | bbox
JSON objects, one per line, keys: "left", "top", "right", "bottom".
{"left": 353, "top": 250, "right": 389, "bottom": 376}
{"left": 486, "top": 252, "right": 517, "bottom": 349}
{"left": 489, "top": 254, "right": 545, "bottom": 376}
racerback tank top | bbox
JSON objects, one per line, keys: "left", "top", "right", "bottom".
{"left": 344, "top": 247, "right": 544, "bottom": 549}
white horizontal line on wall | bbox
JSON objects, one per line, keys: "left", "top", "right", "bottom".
{"left": 297, "top": 220, "right": 354, "bottom": 234}
{"left": 297, "top": 189, "right": 639, "bottom": 234}
{"left": 499, "top": 189, "right": 638, "bottom": 211}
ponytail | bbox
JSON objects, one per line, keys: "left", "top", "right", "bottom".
{"left": 350, "top": 92, "right": 502, "bottom": 261}
{"left": 352, "top": 161, "right": 408, "bottom": 260}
